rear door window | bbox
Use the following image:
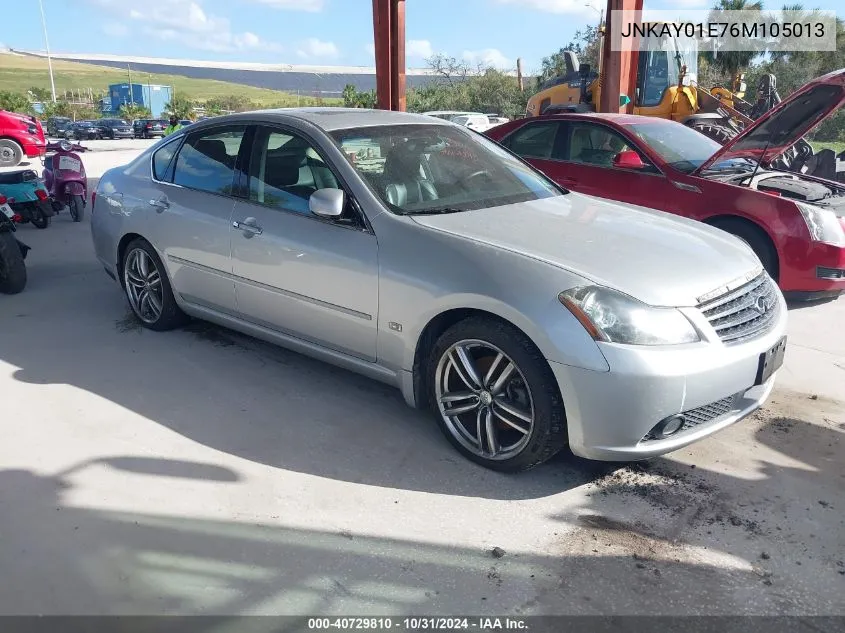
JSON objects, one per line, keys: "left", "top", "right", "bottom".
{"left": 172, "top": 126, "right": 247, "bottom": 195}
{"left": 503, "top": 122, "right": 561, "bottom": 159}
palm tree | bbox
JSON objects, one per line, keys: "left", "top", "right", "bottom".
{"left": 705, "top": 0, "right": 765, "bottom": 78}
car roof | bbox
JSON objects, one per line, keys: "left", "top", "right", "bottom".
{"left": 200, "top": 107, "right": 452, "bottom": 132}
{"left": 534, "top": 112, "right": 676, "bottom": 126}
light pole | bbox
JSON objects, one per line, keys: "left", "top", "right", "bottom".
{"left": 37, "top": 0, "right": 57, "bottom": 103}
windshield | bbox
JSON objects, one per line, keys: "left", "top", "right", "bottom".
{"left": 330, "top": 124, "right": 562, "bottom": 214}
{"left": 629, "top": 122, "right": 754, "bottom": 173}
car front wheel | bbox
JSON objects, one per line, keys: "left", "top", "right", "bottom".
{"left": 122, "top": 239, "right": 188, "bottom": 331}
{"left": 428, "top": 317, "right": 568, "bottom": 472}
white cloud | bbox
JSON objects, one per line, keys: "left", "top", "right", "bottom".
{"left": 462, "top": 48, "right": 514, "bottom": 69}
{"left": 101, "top": 21, "right": 128, "bottom": 37}
{"left": 407, "top": 39, "right": 434, "bottom": 59}
{"left": 88, "top": 0, "right": 283, "bottom": 54}
{"left": 249, "top": 0, "right": 324, "bottom": 10}
{"left": 496, "top": 0, "right": 593, "bottom": 15}
{"left": 296, "top": 38, "right": 339, "bottom": 59}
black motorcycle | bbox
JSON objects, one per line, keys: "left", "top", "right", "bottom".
{"left": 0, "top": 210, "right": 28, "bottom": 294}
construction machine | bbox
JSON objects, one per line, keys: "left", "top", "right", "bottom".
{"left": 526, "top": 25, "right": 777, "bottom": 145}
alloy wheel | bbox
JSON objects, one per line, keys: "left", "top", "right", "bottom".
{"left": 434, "top": 340, "right": 535, "bottom": 461}
{"left": 124, "top": 248, "right": 163, "bottom": 324}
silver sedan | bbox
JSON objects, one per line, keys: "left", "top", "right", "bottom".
{"left": 90, "top": 108, "right": 787, "bottom": 472}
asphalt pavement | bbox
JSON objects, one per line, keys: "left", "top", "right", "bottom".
{"left": 0, "top": 147, "right": 843, "bottom": 618}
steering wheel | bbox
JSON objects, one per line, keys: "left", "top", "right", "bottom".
{"left": 460, "top": 169, "right": 493, "bottom": 186}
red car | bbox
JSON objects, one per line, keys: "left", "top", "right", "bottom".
{"left": 486, "top": 69, "right": 845, "bottom": 301}
{"left": 0, "top": 110, "right": 47, "bottom": 168}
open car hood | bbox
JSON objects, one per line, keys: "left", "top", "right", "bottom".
{"left": 693, "top": 68, "right": 845, "bottom": 175}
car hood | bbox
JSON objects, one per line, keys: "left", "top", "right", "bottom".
{"left": 410, "top": 193, "right": 762, "bottom": 307}
{"left": 694, "top": 68, "right": 845, "bottom": 174}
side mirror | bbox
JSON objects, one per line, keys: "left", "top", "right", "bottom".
{"left": 309, "top": 188, "right": 345, "bottom": 218}
{"left": 613, "top": 150, "right": 647, "bottom": 170}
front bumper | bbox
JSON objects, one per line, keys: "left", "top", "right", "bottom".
{"left": 780, "top": 241, "right": 845, "bottom": 298}
{"left": 550, "top": 298, "right": 788, "bottom": 461}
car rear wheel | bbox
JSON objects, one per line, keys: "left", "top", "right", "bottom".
{"left": 0, "top": 139, "right": 24, "bottom": 168}
{"left": 122, "top": 239, "right": 188, "bottom": 331}
{"left": 428, "top": 317, "right": 568, "bottom": 472}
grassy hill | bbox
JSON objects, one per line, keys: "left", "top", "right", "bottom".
{"left": 0, "top": 52, "right": 339, "bottom": 106}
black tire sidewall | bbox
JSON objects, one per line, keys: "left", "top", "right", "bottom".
{"left": 122, "top": 238, "right": 187, "bottom": 331}
{"left": 31, "top": 210, "right": 50, "bottom": 229}
{"left": 427, "top": 317, "right": 567, "bottom": 472}
{"left": 0, "top": 232, "right": 27, "bottom": 294}
{"left": 70, "top": 196, "right": 84, "bottom": 222}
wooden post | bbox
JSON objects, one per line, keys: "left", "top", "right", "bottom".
{"left": 599, "top": 0, "right": 643, "bottom": 113}
{"left": 517, "top": 58, "right": 524, "bottom": 92}
{"left": 372, "top": 0, "right": 406, "bottom": 111}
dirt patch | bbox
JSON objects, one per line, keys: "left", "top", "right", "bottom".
{"left": 115, "top": 312, "right": 143, "bottom": 333}
{"left": 184, "top": 321, "right": 239, "bottom": 348}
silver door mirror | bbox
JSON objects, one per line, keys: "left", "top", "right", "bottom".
{"left": 309, "top": 188, "right": 345, "bottom": 218}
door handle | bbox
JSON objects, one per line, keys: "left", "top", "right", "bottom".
{"left": 233, "top": 218, "right": 263, "bottom": 237}
{"left": 148, "top": 197, "right": 170, "bottom": 212}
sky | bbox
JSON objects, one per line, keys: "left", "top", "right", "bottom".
{"left": 5, "top": 0, "right": 706, "bottom": 74}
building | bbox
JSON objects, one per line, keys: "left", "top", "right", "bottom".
{"left": 109, "top": 83, "right": 172, "bottom": 117}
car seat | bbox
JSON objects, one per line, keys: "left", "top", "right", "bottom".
{"left": 382, "top": 147, "right": 439, "bottom": 207}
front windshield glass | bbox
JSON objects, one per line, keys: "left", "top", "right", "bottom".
{"left": 330, "top": 124, "right": 562, "bottom": 214}
{"left": 629, "top": 122, "right": 755, "bottom": 173}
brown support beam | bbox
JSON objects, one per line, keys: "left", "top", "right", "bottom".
{"left": 599, "top": 0, "right": 643, "bottom": 113}
{"left": 391, "top": 0, "right": 406, "bottom": 112}
{"left": 372, "top": 0, "right": 406, "bottom": 111}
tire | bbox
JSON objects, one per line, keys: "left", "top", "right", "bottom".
{"left": 427, "top": 316, "right": 568, "bottom": 472}
{"left": 0, "top": 232, "right": 27, "bottom": 294}
{"left": 709, "top": 217, "right": 779, "bottom": 280}
{"left": 687, "top": 120, "right": 736, "bottom": 145}
{"left": 0, "top": 139, "right": 24, "bottom": 168}
{"left": 30, "top": 209, "right": 51, "bottom": 229}
{"left": 69, "top": 195, "right": 84, "bottom": 222}
{"left": 121, "top": 238, "right": 188, "bottom": 331}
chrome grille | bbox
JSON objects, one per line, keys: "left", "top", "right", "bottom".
{"left": 641, "top": 394, "right": 738, "bottom": 443}
{"left": 698, "top": 273, "right": 779, "bottom": 345}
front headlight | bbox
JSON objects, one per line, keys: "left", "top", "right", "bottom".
{"left": 796, "top": 202, "right": 845, "bottom": 247}
{"left": 559, "top": 286, "right": 700, "bottom": 346}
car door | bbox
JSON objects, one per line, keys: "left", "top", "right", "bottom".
{"left": 552, "top": 121, "right": 677, "bottom": 209}
{"left": 144, "top": 125, "right": 247, "bottom": 315}
{"left": 230, "top": 124, "right": 379, "bottom": 362}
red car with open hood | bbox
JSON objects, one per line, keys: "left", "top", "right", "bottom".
{"left": 486, "top": 68, "right": 845, "bottom": 301}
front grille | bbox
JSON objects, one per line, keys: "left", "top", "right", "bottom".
{"left": 641, "top": 393, "right": 739, "bottom": 443}
{"left": 698, "top": 273, "right": 779, "bottom": 345}
{"left": 817, "top": 266, "right": 845, "bottom": 280}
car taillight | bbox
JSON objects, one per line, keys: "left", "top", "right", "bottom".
{"left": 12, "top": 214, "right": 22, "bottom": 223}
{"left": 146, "top": 124, "right": 152, "bottom": 128}
{"left": 35, "top": 189, "right": 48, "bottom": 201}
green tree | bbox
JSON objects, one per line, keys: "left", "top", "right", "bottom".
{"left": 27, "top": 86, "right": 53, "bottom": 103}
{"left": 704, "top": 0, "right": 765, "bottom": 78}
{"left": 119, "top": 103, "right": 152, "bottom": 121}
{"left": 539, "top": 25, "right": 601, "bottom": 83}
{"left": 0, "top": 91, "right": 34, "bottom": 114}
{"left": 164, "top": 94, "right": 196, "bottom": 119}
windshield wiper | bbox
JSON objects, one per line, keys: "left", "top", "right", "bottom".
{"left": 401, "top": 207, "right": 467, "bottom": 215}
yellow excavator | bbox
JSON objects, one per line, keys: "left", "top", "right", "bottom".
{"left": 526, "top": 25, "right": 780, "bottom": 144}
